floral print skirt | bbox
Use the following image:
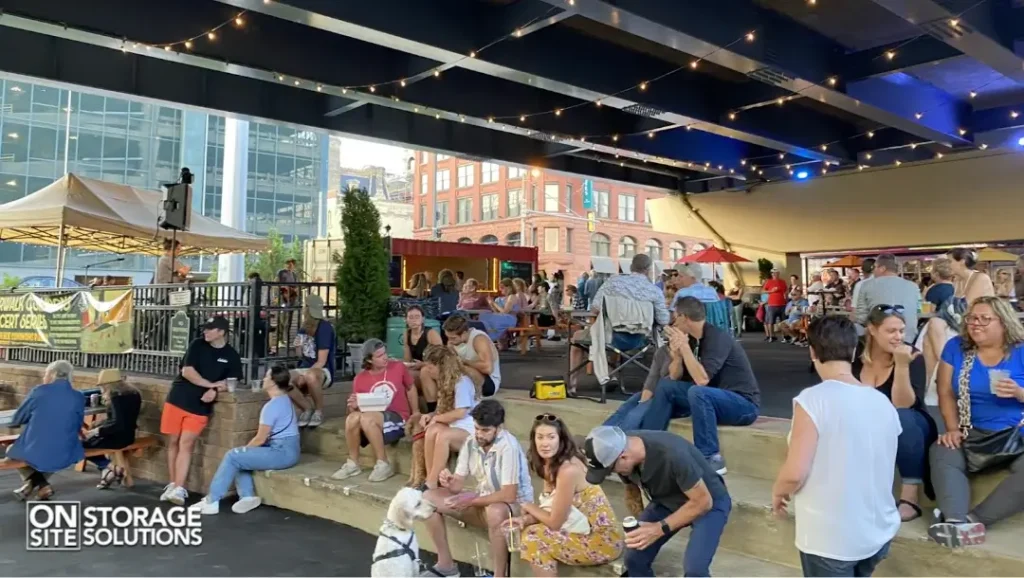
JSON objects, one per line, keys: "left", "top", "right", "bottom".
{"left": 519, "top": 484, "right": 625, "bottom": 570}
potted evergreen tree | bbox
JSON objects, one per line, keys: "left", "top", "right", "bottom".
{"left": 335, "top": 188, "right": 391, "bottom": 375}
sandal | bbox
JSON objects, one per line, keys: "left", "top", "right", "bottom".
{"left": 35, "top": 485, "right": 55, "bottom": 501}
{"left": 898, "top": 499, "right": 922, "bottom": 522}
{"left": 97, "top": 467, "right": 123, "bottom": 489}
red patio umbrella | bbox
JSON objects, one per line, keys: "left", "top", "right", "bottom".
{"left": 677, "top": 246, "right": 751, "bottom": 264}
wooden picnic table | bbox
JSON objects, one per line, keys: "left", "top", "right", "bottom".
{"left": 0, "top": 405, "right": 106, "bottom": 428}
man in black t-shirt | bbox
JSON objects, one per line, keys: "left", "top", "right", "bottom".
{"left": 159, "top": 316, "right": 242, "bottom": 505}
{"left": 584, "top": 426, "right": 731, "bottom": 577}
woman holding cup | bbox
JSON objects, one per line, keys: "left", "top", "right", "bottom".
{"left": 929, "top": 296, "right": 1024, "bottom": 548}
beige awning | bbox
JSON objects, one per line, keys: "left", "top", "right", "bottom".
{"left": 0, "top": 174, "right": 267, "bottom": 256}
{"left": 976, "top": 248, "right": 1019, "bottom": 262}
{"left": 591, "top": 257, "right": 618, "bottom": 274}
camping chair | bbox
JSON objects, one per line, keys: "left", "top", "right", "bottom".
{"left": 567, "top": 295, "right": 660, "bottom": 404}
{"left": 704, "top": 299, "right": 733, "bottom": 335}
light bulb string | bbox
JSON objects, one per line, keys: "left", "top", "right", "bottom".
{"left": 119, "top": 11, "right": 249, "bottom": 50}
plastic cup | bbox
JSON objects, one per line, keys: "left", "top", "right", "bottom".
{"left": 503, "top": 526, "right": 519, "bottom": 553}
{"left": 251, "top": 379, "right": 262, "bottom": 392}
{"left": 226, "top": 378, "right": 237, "bottom": 393}
{"left": 988, "top": 369, "right": 1010, "bottom": 395}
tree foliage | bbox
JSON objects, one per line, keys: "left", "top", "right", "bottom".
{"left": 335, "top": 188, "right": 390, "bottom": 342}
{"left": 1, "top": 274, "right": 20, "bottom": 289}
{"left": 757, "top": 258, "right": 775, "bottom": 282}
{"left": 245, "top": 228, "right": 303, "bottom": 281}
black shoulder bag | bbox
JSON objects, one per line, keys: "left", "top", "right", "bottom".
{"left": 957, "top": 351, "right": 1024, "bottom": 473}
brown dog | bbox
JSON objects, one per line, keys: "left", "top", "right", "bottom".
{"left": 405, "top": 413, "right": 427, "bottom": 487}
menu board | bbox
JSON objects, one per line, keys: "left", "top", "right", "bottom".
{"left": 499, "top": 261, "right": 534, "bottom": 282}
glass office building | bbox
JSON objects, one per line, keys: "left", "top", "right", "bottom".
{"left": 0, "top": 74, "right": 327, "bottom": 280}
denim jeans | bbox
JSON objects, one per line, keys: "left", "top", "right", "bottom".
{"left": 207, "top": 436, "right": 300, "bottom": 502}
{"left": 639, "top": 378, "right": 759, "bottom": 457}
{"left": 624, "top": 493, "right": 732, "bottom": 577}
{"left": 799, "top": 541, "right": 891, "bottom": 577}
{"left": 895, "top": 408, "right": 930, "bottom": 484}
{"left": 603, "top": 392, "right": 651, "bottom": 431}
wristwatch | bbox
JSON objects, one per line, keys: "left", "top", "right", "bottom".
{"left": 660, "top": 520, "right": 671, "bottom": 535}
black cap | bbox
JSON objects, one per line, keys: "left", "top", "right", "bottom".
{"left": 203, "top": 316, "right": 230, "bottom": 332}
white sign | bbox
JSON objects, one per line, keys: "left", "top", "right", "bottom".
{"left": 26, "top": 502, "right": 202, "bottom": 551}
{"left": 168, "top": 290, "right": 192, "bottom": 307}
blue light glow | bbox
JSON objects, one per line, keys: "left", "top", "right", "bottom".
{"left": 796, "top": 170, "right": 809, "bottom": 179}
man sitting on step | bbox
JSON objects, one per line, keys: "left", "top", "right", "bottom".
{"left": 584, "top": 425, "right": 731, "bottom": 578}
{"left": 443, "top": 315, "right": 502, "bottom": 397}
{"left": 638, "top": 296, "right": 761, "bottom": 476}
{"left": 420, "top": 400, "right": 533, "bottom": 578}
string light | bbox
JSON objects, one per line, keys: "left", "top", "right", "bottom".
{"left": 885, "top": 50, "right": 896, "bottom": 60}
{"left": 1011, "top": 111, "right": 1019, "bottom": 119}
{"left": 184, "top": 40, "right": 193, "bottom": 50}
{"left": 400, "top": 79, "right": 407, "bottom": 87}
{"left": 639, "top": 82, "right": 648, "bottom": 91}
{"left": 827, "top": 77, "right": 837, "bottom": 86}
{"left": 936, "top": 152, "right": 944, "bottom": 158}
{"left": 728, "top": 112, "right": 737, "bottom": 120}
{"left": 949, "top": 19, "right": 960, "bottom": 27}
{"left": 980, "top": 143, "right": 988, "bottom": 149}
{"left": 867, "top": 131, "right": 874, "bottom": 138}
{"left": 746, "top": 32, "right": 756, "bottom": 42}
{"left": 207, "top": 31, "right": 216, "bottom": 41}
{"left": 958, "top": 128, "right": 967, "bottom": 136}
{"left": 914, "top": 112, "right": 923, "bottom": 119}
{"left": 235, "top": 16, "right": 245, "bottom": 27}
{"left": 970, "top": 91, "right": 978, "bottom": 99}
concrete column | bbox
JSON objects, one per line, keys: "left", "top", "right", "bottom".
{"left": 218, "top": 117, "right": 249, "bottom": 282}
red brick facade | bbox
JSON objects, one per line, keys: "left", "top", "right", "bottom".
{"left": 412, "top": 152, "right": 711, "bottom": 282}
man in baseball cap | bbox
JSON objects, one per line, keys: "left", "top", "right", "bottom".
{"left": 583, "top": 425, "right": 732, "bottom": 577}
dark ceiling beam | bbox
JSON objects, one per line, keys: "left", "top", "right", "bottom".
{"left": 842, "top": 37, "right": 962, "bottom": 81}
{"left": 546, "top": 0, "right": 972, "bottom": 147}
{"left": 0, "top": 21, "right": 685, "bottom": 190}
{"left": 866, "top": 0, "right": 1024, "bottom": 84}
{"left": 212, "top": 0, "right": 843, "bottom": 163}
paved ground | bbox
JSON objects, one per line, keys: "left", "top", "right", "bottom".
{"left": 0, "top": 469, "right": 474, "bottom": 577}
{"left": 496, "top": 333, "right": 816, "bottom": 418}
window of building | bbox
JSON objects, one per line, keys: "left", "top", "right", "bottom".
{"left": 507, "top": 188, "right": 522, "bottom": 217}
{"left": 481, "top": 234, "right": 498, "bottom": 245}
{"left": 618, "top": 194, "right": 636, "bottom": 221}
{"left": 481, "top": 193, "right": 499, "bottom": 221}
{"left": 646, "top": 238, "right": 662, "bottom": 260}
{"left": 531, "top": 227, "right": 538, "bottom": 247}
{"left": 530, "top": 184, "right": 537, "bottom": 210}
{"left": 508, "top": 166, "right": 524, "bottom": 179}
{"left": 436, "top": 169, "right": 450, "bottom": 191}
{"left": 565, "top": 183, "right": 574, "bottom": 213}
{"left": 619, "top": 236, "right": 637, "bottom": 257}
{"left": 457, "top": 197, "right": 472, "bottom": 223}
{"left": 645, "top": 206, "right": 652, "bottom": 224}
{"left": 596, "top": 190, "right": 610, "bottom": 218}
{"left": 693, "top": 243, "right": 707, "bottom": 253}
{"left": 481, "top": 162, "right": 499, "bottom": 184}
{"left": 669, "top": 241, "right": 686, "bottom": 262}
{"left": 458, "top": 237, "right": 472, "bottom": 243}
{"left": 437, "top": 201, "right": 449, "bottom": 226}
{"left": 566, "top": 228, "right": 573, "bottom": 253}
{"left": 418, "top": 203, "right": 426, "bottom": 229}
{"left": 544, "top": 227, "right": 560, "bottom": 252}
{"left": 506, "top": 232, "right": 521, "bottom": 246}
{"left": 457, "top": 164, "right": 474, "bottom": 188}
{"left": 543, "top": 183, "right": 559, "bottom": 212}
{"left": 437, "top": 153, "right": 450, "bottom": 161}
{"left": 591, "top": 233, "right": 611, "bottom": 257}
{"left": 420, "top": 151, "right": 428, "bottom": 164}
{"left": 420, "top": 172, "right": 428, "bottom": 195}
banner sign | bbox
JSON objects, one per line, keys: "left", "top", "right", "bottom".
{"left": 582, "top": 180, "right": 594, "bottom": 210}
{"left": 0, "top": 289, "right": 134, "bottom": 353}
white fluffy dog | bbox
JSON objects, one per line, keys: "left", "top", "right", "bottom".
{"left": 370, "top": 487, "right": 437, "bottom": 577}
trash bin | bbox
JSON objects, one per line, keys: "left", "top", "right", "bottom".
{"left": 386, "top": 317, "right": 407, "bottom": 359}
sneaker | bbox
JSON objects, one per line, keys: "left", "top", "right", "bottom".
{"left": 928, "top": 509, "right": 986, "bottom": 548}
{"left": 763, "top": 336, "right": 771, "bottom": 342}
{"left": 419, "top": 565, "right": 460, "bottom": 577}
{"left": 331, "top": 459, "right": 362, "bottom": 480}
{"left": 189, "top": 497, "right": 219, "bottom": 515}
{"left": 232, "top": 496, "right": 262, "bottom": 514}
{"left": 708, "top": 454, "right": 727, "bottom": 476}
{"left": 167, "top": 485, "right": 188, "bottom": 506}
{"left": 159, "top": 483, "right": 176, "bottom": 502}
{"left": 307, "top": 410, "right": 323, "bottom": 428}
{"left": 297, "top": 409, "right": 313, "bottom": 428}
{"left": 12, "top": 483, "right": 35, "bottom": 501}
{"left": 368, "top": 460, "right": 394, "bottom": 483}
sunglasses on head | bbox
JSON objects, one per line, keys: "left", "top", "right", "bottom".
{"left": 535, "top": 413, "right": 561, "bottom": 423}
{"left": 874, "top": 304, "right": 905, "bottom": 315}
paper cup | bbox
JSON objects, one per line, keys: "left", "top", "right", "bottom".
{"left": 988, "top": 369, "right": 1010, "bottom": 394}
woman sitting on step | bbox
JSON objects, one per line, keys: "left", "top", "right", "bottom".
{"left": 414, "top": 345, "right": 479, "bottom": 490}
{"left": 507, "top": 414, "right": 624, "bottom": 577}
{"left": 82, "top": 368, "right": 142, "bottom": 489}
{"left": 191, "top": 365, "right": 300, "bottom": 515}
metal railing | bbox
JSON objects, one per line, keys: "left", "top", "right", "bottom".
{"left": 2, "top": 279, "right": 339, "bottom": 380}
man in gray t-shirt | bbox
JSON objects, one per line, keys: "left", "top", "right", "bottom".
{"left": 585, "top": 426, "right": 731, "bottom": 578}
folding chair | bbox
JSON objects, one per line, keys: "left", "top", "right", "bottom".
{"left": 704, "top": 299, "right": 733, "bottom": 336}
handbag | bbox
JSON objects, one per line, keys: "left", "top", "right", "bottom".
{"left": 956, "top": 351, "right": 1024, "bottom": 473}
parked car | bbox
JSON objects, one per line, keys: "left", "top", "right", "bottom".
{"left": 16, "top": 276, "right": 86, "bottom": 289}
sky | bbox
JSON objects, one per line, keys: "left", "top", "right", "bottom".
{"left": 336, "top": 136, "right": 413, "bottom": 174}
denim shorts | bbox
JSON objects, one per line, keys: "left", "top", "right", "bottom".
{"left": 610, "top": 332, "right": 647, "bottom": 351}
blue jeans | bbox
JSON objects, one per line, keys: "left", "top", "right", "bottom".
{"left": 639, "top": 378, "right": 759, "bottom": 457}
{"left": 625, "top": 494, "right": 732, "bottom": 577}
{"left": 603, "top": 392, "right": 651, "bottom": 431}
{"left": 896, "top": 408, "right": 930, "bottom": 485}
{"left": 799, "top": 541, "right": 891, "bottom": 577}
{"left": 207, "top": 436, "right": 300, "bottom": 502}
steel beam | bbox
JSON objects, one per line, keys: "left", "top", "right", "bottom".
{"left": 0, "top": 19, "right": 686, "bottom": 189}
{"left": 547, "top": 0, "right": 971, "bottom": 147}
{"left": 867, "top": 0, "right": 1024, "bottom": 84}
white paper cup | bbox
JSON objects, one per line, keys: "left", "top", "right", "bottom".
{"left": 988, "top": 369, "right": 1010, "bottom": 394}
{"left": 226, "top": 378, "right": 238, "bottom": 393}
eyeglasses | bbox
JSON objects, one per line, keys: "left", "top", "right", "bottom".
{"left": 534, "top": 413, "right": 561, "bottom": 423}
{"left": 965, "top": 314, "right": 995, "bottom": 327}
{"left": 873, "top": 304, "right": 905, "bottom": 315}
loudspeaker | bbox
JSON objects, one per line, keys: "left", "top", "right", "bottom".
{"left": 158, "top": 183, "right": 192, "bottom": 231}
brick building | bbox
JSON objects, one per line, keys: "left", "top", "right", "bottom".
{"left": 412, "top": 152, "right": 711, "bottom": 282}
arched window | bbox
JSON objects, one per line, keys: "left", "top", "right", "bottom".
{"left": 669, "top": 241, "right": 685, "bottom": 263}
{"left": 645, "top": 238, "right": 662, "bottom": 261}
{"left": 457, "top": 237, "right": 473, "bottom": 243}
{"left": 505, "top": 232, "right": 521, "bottom": 246}
{"left": 590, "top": 233, "right": 610, "bottom": 257}
{"left": 692, "top": 243, "right": 707, "bottom": 253}
{"left": 480, "top": 235, "right": 498, "bottom": 245}
{"left": 619, "top": 236, "right": 637, "bottom": 258}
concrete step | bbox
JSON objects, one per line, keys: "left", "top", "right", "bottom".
{"left": 252, "top": 455, "right": 799, "bottom": 577}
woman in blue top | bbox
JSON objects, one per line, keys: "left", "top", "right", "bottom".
{"left": 929, "top": 296, "right": 1024, "bottom": 548}
{"left": 191, "top": 365, "right": 300, "bottom": 515}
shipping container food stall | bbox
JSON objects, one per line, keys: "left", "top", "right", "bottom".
{"left": 389, "top": 239, "right": 538, "bottom": 294}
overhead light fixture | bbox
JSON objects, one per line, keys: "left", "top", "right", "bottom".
{"left": 969, "top": 91, "right": 978, "bottom": 99}
{"left": 866, "top": 153, "right": 873, "bottom": 160}
{"left": 885, "top": 50, "right": 896, "bottom": 61}
{"left": 746, "top": 32, "right": 755, "bottom": 42}
{"left": 796, "top": 170, "right": 809, "bottom": 179}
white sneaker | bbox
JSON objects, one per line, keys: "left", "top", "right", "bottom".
{"left": 167, "top": 485, "right": 188, "bottom": 506}
{"left": 190, "top": 497, "right": 219, "bottom": 515}
{"left": 297, "top": 409, "right": 313, "bottom": 427}
{"left": 307, "top": 410, "right": 323, "bottom": 428}
{"left": 331, "top": 459, "right": 362, "bottom": 480}
{"left": 368, "top": 460, "right": 394, "bottom": 483}
{"left": 159, "top": 483, "right": 176, "bottom": 502}
{"left": 232, "top": 496, "right": 262, "bottom": 514}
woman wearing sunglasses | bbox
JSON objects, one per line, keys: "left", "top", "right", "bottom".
{"left": 852, "top": 304, "right": 937, "bottom": 522}
{"left": 506, "top": 414, "right": 624, "bottom": 576}
{"left": 929, "top": 296, "right": 1024, "bottom": 548}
